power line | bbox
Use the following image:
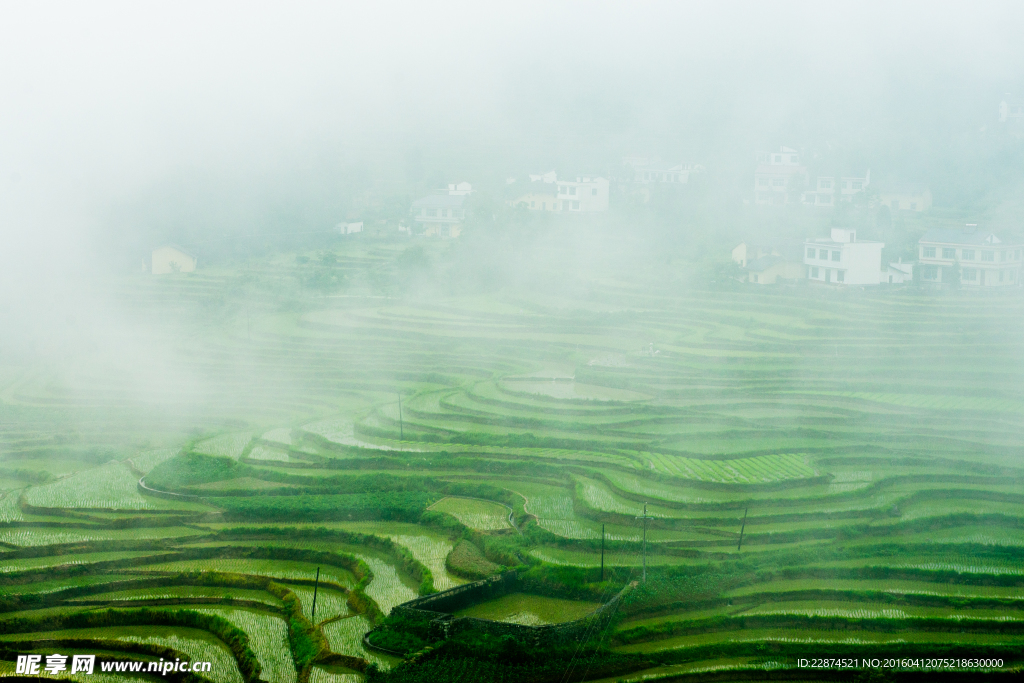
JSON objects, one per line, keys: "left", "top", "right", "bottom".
{"left": 559, "top": 519, "right": 645, "bottom": 683}
{"left": 636, "top": 502, "right": 656, "bottom": 583}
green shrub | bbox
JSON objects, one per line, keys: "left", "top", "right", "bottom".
{"left": 445, "top": 539, "right": 501, "bottom": 580}
{"left": 210, "top": 492, "right": 438, "bottom": 522}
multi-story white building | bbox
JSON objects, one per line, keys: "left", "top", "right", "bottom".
{"left": 511, "top": 172, "right": 609, "bottom": 212}
{"left": 801, "top": 171, "right": 870, "bottom": 206}
{"left": 803, "top": 228, "right": 884, "bottom": 285}
{"left": 411, "top": 183, "right": 472, "bottom": 238}
{"left": 623, "top": 158, "right": 704, "bottom": 184}
{"left": 556, "top": 175, "right": 609, "bottom": 212}
{"left": 917, "top": 227, "right": 1022, "bottom": 287}
{"left": 506, "top": 181, "right": 559, "bottom": 211}
{"left": 446, "top": 181, "right": 473, "bottom": 196}
{"left": 999, "top": 98, "right": 1024, "bottom": 123}
{"left": 754, "top": 147, "right": 807, "bottom": 205}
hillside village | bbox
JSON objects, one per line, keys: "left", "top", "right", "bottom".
{"left": 146, "top": 100, "right": 1024, "bottom": 292}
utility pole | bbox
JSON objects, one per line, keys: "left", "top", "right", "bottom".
{"left": 600, "top": 523, "right": 605, "bottom": 582}
{"left": 398, "top": 393, "right": 403, "bottom": 440}
{"left": 311, "top": 567, "right": 320, "bottom": 621}
{"left": 636, "top": 503, "right": 655, "bottom": 583}
{"left": 737, "top": 508, "right": 749, "bottom": 551}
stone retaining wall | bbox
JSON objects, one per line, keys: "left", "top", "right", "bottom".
{"left": 385, "top": 571, "right": 634, "bottom": 649}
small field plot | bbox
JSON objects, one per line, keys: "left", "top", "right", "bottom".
{"left": 878, "top": 524, "right": 1024, "bottom": 547}
{"left": 355, "top": 554, "right": 418, "bottom": 616}
{"left": 810, "top": 554, "right": 1024, "bottom": 575}
{"left": 192, "top": 433, "right": 252, "bottom": 460}
{"left": 310, "top": 666, "right": 362, "bottom": 683}
{"left": 455, "top": 593, "right": 601, "bottom": 625}
{"left": 500, "top": 379, "right": 649, "bottom": 402}
{"left": 614, "top": 627, "right": 1024, "bottom": 654}
{"left": 140, "top": 558, "right": 354, "bottom": 587}
{"left": 644, "top": 452, "right": 816, "bottom": 483}
{"left": 120, "top": 630, "right": 244, "bottom": 683}
{"left": 724, "top": 578, "right": 1024, "bottom": 600}
{"left": 285, "top": 583, "right": 349, "bottom": 622}
{"left": 246, "top": 444, "right": 290, "bottom": 463}
{"left": 529, "top": 547, "right": 696, "bottom": 568}
{"left": 323, "top": 615, "right": 399, "bottom": 670}
{"left": 302, "top": 419, "right": 422, "bottom": 452}
{"left": 319, "top": 524, "right": 459, "bottom": 593}
{"left": 0, "top": 550, "right": 164, "bottom": 574}
{"left": 25, "top": 461, "right": 160, "bottom": 510}
{"left": 575, "top": 476, "right": 681, "bottom": 517}
{"left": 428, "top": 496, "right": 509, "bottom": 530}
{"left": 129, "top": 448, "right": 179, "bottom": 474}
{"left": 897, "top": 497, "right": 1024, "bottom": 521}
{"left": 514, "top": 482, "right": 653, "bottom": 540}
{"left": 0, "top": 625, "right": 242, "bottom": 683}
{"left": 262, "top": 427, "right": 293, "bottom": 445}
{"left": 193, "top": 476, "right": 298, "bottom": 492}
{"left": 0, "top": 492, "right": 23, "bottom": 522}
{"left": 837, "top": 392, "right": 1024, "bottom": 414}
{"left": 386, "top": 533, "right": 463, "bottom": 591}
{"left": 739, "top": 600, "right": 1024, "bottom": 621}
{"left": 0, "top": 526, "right": 203, "bottom": 547}
{"left": 195, "top": 607, "right": 295, "bottom": 683}
{"left": 72, "top": 585, "right": 283, "bottom": 608}
{"left": 585, "top": 659, "right": 783, "bottom": 683}
{"left": 0, "top": 659, "right": 162, "bottom": 683}
{"left": 0, "top": 575, "right": 129, "bottom": 599}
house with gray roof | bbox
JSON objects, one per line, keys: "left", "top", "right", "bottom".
{"left": 411, "top": 189, "right": 468, "bottom": 238}
{"left": 918, "top": 226, "right": 1022, "bottom": 287}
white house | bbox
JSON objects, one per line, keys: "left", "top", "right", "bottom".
{"left": 519, "top": 171, "right": 609, "bottom": 212}
{"left": 506, "top": 181, "right": 559, "bottom": 211}
{"left": 732, "top": 241, "right": 804, "bottom": 284}
{"left": 999, "top": 98, "right": 1024, "bottom": 124}
{"left": 754, "top": 146, "right": 807, "bottom": 205}
{"left": 447, "top": 182, "right": 473, "bottom": 196}
{"left": 917, "top": 226, "right": 1022, "bottom": 287}
{"left": 732, "top": 242, "right": 768, "bottom": 268}
{"left": 803, "top": 228, "right": 884, "bottom": 285}
{"left": 624, "top": 158, "right": 704, "bottom": 184}
{"left": 411, "top": 183, "right": 470, "bottom": 238}
{"left": 884, "top": 260, "right": 914, "bottom": 284}
{"left": 336, "top": 221, "right": 364, "bottom": 235}
{"left": 801, "top": 171, "right": 870, "bottom": 207}
{"left": 557, "top": 176, "right": 609, "bottom": 212}
{"left": 151, "top": 245, "right": 197, "bottom": 275}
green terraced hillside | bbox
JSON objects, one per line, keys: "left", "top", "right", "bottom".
{"left": 2, "top": 250, "right": 1024, "bottom": 682}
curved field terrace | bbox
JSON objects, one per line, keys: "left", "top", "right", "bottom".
{"left": 3, "top": 252, "right": 1024, "bottom": 682}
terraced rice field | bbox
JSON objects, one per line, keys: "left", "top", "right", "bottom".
{"left": 455, "top": 593, "right": 601, "bottom": 625}
{"left": 323, "top": 616, "right": 398, "bottom": 669}
{"left": 0, "top": 625, "right": 242, "bottom": 683}
{"left": 428, "top": 496, "right": 510, "bottom": 530}
{"left": 193, "top": 433, "right": 252, "bottom": 460}
{"left": 384, "top": 534, "right": 463, "bottom": 591}
{"left": 24, "top": 461, "right": 160, "bottom": 510}
{"left": 287, "top": 584, "right": 350, "bottom": 622}
{"left": 4, "top": 249, "right": 1024, "bottom": 679}
{"left": 196, "top": 607, "right": 296, "bottom": 683}
{"left": 141, "top": 558, "right": 355, "bottom": 587}
{"left": 120, "top": 631, "right": 245, "bottom": 683}
{"left": 355, "top": 554, "right": 418, "bottom": 616}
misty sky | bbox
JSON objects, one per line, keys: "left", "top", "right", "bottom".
{"left": 3, "top": 1, "right": 1024, "bottom": 336}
